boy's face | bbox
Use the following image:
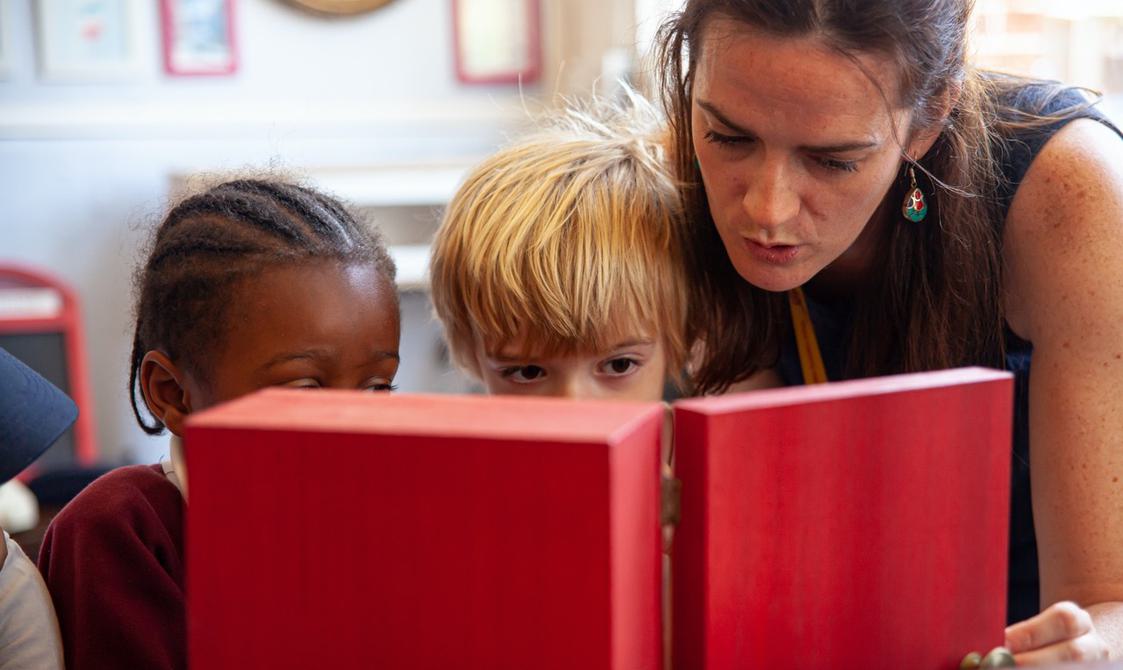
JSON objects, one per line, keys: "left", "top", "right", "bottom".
{"left": 474, "top": 331, "right": 667, "bottom": 402}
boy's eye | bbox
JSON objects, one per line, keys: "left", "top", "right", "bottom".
{"left": 599, "top": 357, "right": 640, "bottom": 377}
{"left": 284, "top": 378, "right": 321, "bottom": 390}
{"left": 500, "top": 365, "right": 547, "bottom": 384}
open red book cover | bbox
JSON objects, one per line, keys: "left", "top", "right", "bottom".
{"left": 185, "top": 389, "right": 664, "bottom": 670}
{"left": 672, "top": 368, "right": 1014, "bottom": 670}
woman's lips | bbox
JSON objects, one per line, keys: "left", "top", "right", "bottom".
{"left": 744, "top": 239, "right": 801, "bottom": 264}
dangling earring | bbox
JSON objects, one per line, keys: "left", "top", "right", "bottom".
{"left": 902, "top": 165, "right": 928, "bottom": 223}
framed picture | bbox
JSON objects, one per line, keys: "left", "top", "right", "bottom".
{"left": 0, "top": 0, "right": 14, "bottom": 80}
{"left": 452, "top": 0, "right": 540, "bottom": 85}
{"left": 36, "top": 0, "right": 147, "bottom": 81}
{"left": 160, "top": 0, "right": 236, "bottom": 76}
{"left": 285, "top": 0, "right": 396, "bottom": 14}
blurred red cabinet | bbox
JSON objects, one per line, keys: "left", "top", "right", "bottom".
{"left": 0, "top": 264, "right": 96, "bottom": 467}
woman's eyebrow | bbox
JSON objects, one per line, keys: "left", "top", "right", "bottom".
{"left": 697, "top": 98, "right": 879, "bottom": 153}
{"left": 798, "top": 139, "right": 880, "bottom": 153}
{"left": 697, "top": 99, "right": 754, "bottom": 135}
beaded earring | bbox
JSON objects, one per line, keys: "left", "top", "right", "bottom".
{"left": 902, "top": 165, "right": 928, "bottom": 223}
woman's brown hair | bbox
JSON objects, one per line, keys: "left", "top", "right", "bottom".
{"left": 658, "top": 0, "right": 1097, "bottom": 393}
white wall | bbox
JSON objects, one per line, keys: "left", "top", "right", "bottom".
{"left": 2, "top": 0, "right": 1118, "bottom": 466}
{"left": 0, "top": 0, "right": 533, "bottom": 464}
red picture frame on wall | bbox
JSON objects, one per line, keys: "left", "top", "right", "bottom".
{"left": 160, "top": 0, "right": 238, "bottom": 76}
{"left": 452, "top": 0, "right": 541, "bottom": 85}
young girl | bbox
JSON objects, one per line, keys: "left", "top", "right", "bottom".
{"left": 37, "top": 179, "right": 401, "bottom": 670}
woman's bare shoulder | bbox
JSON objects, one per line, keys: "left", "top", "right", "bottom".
{"left": 1003, "top": 117, "right": 1123, "bottom": 340}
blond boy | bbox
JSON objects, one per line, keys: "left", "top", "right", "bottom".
{"left": 431, "top": 102, "right": 690, "bottom": 669}
{"left": 430, "top": 97, "right": 690, "bottom": 402}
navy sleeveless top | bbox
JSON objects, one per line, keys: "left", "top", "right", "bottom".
{"left": 776, "top": 83, "right": 1122, "bottom": 625}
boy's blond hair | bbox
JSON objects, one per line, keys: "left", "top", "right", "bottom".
{"left": 430, "top": 93, "right": 690, "bottom": 382}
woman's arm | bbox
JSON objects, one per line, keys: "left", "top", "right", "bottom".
{"left": 1003, "top": 116, "right": 1123, "bottom": 663}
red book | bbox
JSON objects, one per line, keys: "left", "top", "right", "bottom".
{"left": 185, "top": 389, "right": 664, "bottom": 670}
{"left": 672, "top": 368, "right": 1014, "bottom": 670}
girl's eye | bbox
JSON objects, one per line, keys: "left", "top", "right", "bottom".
{"left": 599, "top": 357, "right": 641, "bottom": 377}
{"left": 284, "top": 379, "right": 321, "bottom": 390}
{"left": 814, "top": 156, "right": 859, "bottom": 173}
{"left": 362, "top": 380, "right": 397, "bottom": 392}
{"left": 500, "top": 365, "right": 547, "bottom": 384}
{"left": 704, "top": 130, "right": 751, "bottom": 147}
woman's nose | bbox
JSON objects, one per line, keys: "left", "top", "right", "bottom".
{"left": 741, "top": 159, "right": 800, "bottom": 232}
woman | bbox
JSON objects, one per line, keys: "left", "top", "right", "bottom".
{"left": 658, "top": 0, "right": 1123, "bottom": 663}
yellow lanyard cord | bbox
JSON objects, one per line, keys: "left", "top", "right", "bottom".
{"left": 788, "top": 286, "right": 829, "bottom": 385}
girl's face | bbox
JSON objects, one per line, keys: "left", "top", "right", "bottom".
{"left": 690, "top": 19, "right": 932, "bottom": 292}
{"left": 188, "top": 261, "right": 400, "bottom": 409}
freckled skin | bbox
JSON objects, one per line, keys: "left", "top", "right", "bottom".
{"left": 999, "top": 117, "right": 1123, "bottom": 662}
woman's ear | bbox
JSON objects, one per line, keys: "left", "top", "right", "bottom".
{"left": 139, "top": 351, "right": 193, "bottom": 437}
{"left": 906, "top": 83, "right": 961, "bottom": 161}
{"left": 907, "top": 82, "right": 961, "bottom": 161}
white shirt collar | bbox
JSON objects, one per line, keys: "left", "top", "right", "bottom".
{"left": 160, "top": 435, "right": 187, "bottom": 500}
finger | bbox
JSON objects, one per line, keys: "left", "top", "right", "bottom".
{"left": 1005, "top": 601, "right": 1093, "bottom": 653}
{"left": 1011, "top": 634, "right": 1109, "bottom": 666}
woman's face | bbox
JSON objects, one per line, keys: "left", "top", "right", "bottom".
{"left": 691, "top": 18, "right": 931, "bottom": 292}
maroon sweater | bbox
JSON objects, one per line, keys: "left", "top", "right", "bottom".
{"left": 38, "top": 464, "right": 186, "bottom": 670}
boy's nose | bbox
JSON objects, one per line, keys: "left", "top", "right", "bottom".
{"left": 556, "top": 373, "right": 599, "bottom": 401}
{"left": 558, "top": 377, "right": 588, "bottom": 400}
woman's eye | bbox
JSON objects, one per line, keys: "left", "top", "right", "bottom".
{"left": 703, "top": 130, "right": 751, "bottom": 147}
{"left": 814, "top": 156, "right": 859, "bottom": 173}
{"left": 600, "top": 357, "right": 640, "bottom": 377}
{"left": 500, "top": 365, "right": 547, "bottom": 384}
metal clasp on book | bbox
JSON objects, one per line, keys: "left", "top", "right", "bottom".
{"left": 661, "top": 473, "right": 681, "bottom": 528}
